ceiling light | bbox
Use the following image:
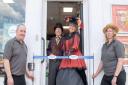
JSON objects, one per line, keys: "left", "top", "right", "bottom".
{"left": 63, "top": 7, "right": 73, "bottom": 12}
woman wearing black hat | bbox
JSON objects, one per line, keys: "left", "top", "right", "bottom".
{"left": 47, "top": 23, "right": 65, "bottom": 85}
{"left": 56, "top": 19, "right": 88, "bottom": 85}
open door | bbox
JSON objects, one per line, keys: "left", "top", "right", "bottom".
{"left": 45, "top": 0, "right": 91, "bottom": 85}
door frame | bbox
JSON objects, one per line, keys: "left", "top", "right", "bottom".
{"left": 42, "top": 0, "right": 91, "bottom": 85}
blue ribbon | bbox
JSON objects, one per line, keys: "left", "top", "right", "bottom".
{"left": 33, "top": 56, "right": 94, "bottom": 59}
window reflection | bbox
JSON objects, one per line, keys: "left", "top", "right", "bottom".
{"left": 0, "top": 0, "right": 26, "bottom": 53}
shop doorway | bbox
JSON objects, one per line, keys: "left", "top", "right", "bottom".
{"left": 46, "top": 1, "right": 86, "bottom": 85}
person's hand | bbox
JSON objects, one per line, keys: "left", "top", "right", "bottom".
{"left": 27, "top": 71, "right": 34, "bottom": 80}
{"left": 77, "top": 18, "right": 82, "bottom": 27}
{"left": 7, "top": 77, "right": 14, "bottom": 85}
{"left": 111, "top": 77, "right": 117, "bottom": 85}
{"left": 92, "top": 73, "right": 97, "bottom": 79}
{"left": 49, "top": 54, "right": 55, "bottom": 56}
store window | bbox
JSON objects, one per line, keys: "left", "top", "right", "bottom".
{"left": 0, "top": 0, "right": 26, "bottom": 53}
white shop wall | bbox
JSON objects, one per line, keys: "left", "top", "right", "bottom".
{"left": 24, "top": 0, "right": 128, "bottom": 85}
{"left": 87, "top": 0, "right": 128, "bottom": 85}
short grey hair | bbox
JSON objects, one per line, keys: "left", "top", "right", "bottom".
{"left": 16, "top": 24, "right": 26, "bottom": 30}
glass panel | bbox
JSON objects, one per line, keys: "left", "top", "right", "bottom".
{"left": 0, "top": 0, "right": 26, "bottom": 54}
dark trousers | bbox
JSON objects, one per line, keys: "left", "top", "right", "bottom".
{"left": 76, "top": 69, "right": 88, "bottom": 85}
{"left": 101, "top": 70, "right": 126, "bottom": 85}
{"left": 4, "top": 75, "right": 26, "bottom": 85}
{"left": 48, "top": 60, "right": 60, "bottom": 85}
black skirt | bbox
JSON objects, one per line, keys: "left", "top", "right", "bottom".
{"left": 56, "top": 68, "right": 88, "bottom": 85}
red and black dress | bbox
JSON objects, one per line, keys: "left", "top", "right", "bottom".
{"left": 56, "top": 32, "right": 88, "bottom": 85}
{"left": 59, "top": 32, "right": 86, "bottom": 69}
